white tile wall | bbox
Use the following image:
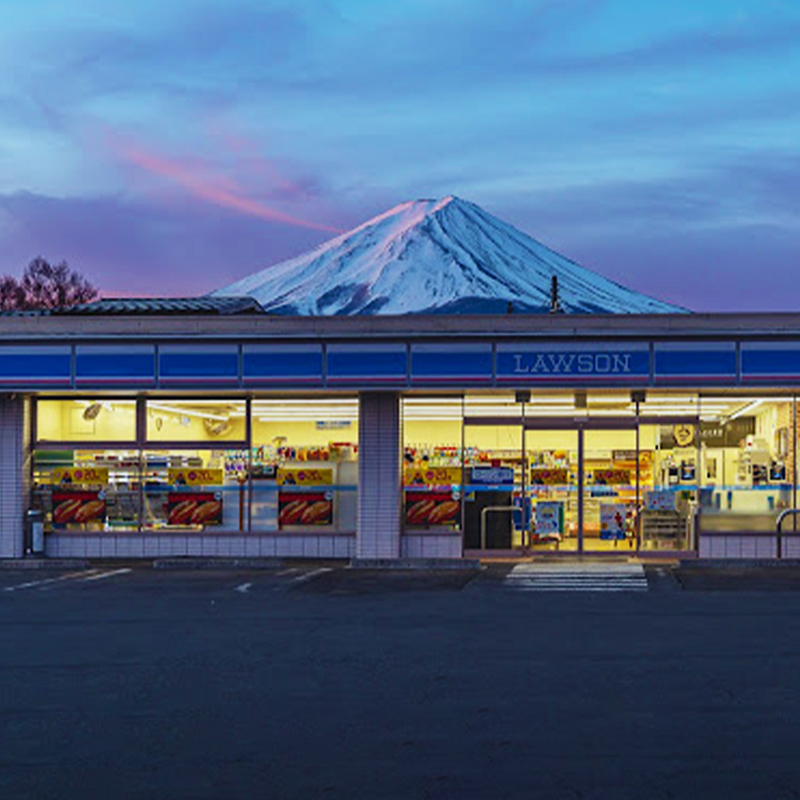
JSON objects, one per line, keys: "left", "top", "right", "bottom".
{"left": 401, "top": 535, "right": 462, "bottom": 559}
{"left": 357, "top": 392, "right": 401, "bottom": 560}
{"left": 0, "top": 397, "right": 29, "bottom": 558}
{"left": 699, "top": 535, "right": 780, "bottom": 558}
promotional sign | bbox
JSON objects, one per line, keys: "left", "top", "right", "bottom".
{"left": 470, "top": 466, "right": 515, "bottom": 486}
{"left": 530, "top": 468, "right": 569, "bottom": 486}
{"left": 593, "top": 468, "right": 631, "bottom": 485}
{"left": 168, "top": 468, "right": 223, "bottom": 486}
{"left": 600, "top": 503, "right": 633, "bottom": 540}
{"left": 167, "top": 492, "right": 223, "bottom": 526}
{"left": 404, "top": 467, "right": 462, "bottom": 486}
{"left": 277, "top": 468, "right": 334, "bottom": 486}
{"left": 278, "top": 491, "right": 333, "bottom": 526}
{"left": 52, "top": 490, "right": 106, "bottom": 527}
{"left": 534, "top": 501, "right": 563, "bottom": 537}
{"left": 405, "top": 490, "right": 460, "bottom": 526}
{"left": 52, "top": 467, "right": 109, "bottom": 485}
{"left": 645, "top": 490, "right": 676, "bottom": 511}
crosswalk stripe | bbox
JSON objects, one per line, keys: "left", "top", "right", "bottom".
{"left": 504, "top": 563, "right": 648, "bottom": 592}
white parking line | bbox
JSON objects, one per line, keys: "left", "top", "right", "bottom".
{"left": 235, "top": 582, "right": 252, "bottom": 594}
{"left": 3, "top": 570, "right": 101, "bottom": 593}
{"left": 80, "top": 568, "right": 133, "bottom": 582}
{"left": 273, "top": 567, "right": 332, "bottom": 591}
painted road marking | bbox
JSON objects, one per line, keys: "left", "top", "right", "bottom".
{"left": 279, "top": 567, "right": 332, "bottom": 590}
{"left": 3, "top": 570, "right": 101, "bottom": 592}
{"left": 235, "top": 582, "right": 252, "bottom": 594}
{"left": 79, "top": 568, "right": 133, "bottom": 582}
{"left": 505, "top": 563, "right": 648, "bottom": 592}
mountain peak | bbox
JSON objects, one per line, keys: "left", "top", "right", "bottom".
{"left": 212, "top": 197, "right": 687, "bottom": 316}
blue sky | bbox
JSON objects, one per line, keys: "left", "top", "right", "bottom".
{"left": 1, "top": 0, "right": 799, "bottom": 309}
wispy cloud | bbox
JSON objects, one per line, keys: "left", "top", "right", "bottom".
{"left": 106, "top": 131, "right": 342, "bottom": 233}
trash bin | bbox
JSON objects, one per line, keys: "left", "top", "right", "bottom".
{"left": 26, "top": 509, "right": 44, "bottom": 556}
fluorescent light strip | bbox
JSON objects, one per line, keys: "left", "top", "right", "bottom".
{"left": 148, "top": 403, "right": 229, "bottom": 422}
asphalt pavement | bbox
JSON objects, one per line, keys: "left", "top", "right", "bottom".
{"left": 3, "top": 562, "right": 800, "bottom": 799}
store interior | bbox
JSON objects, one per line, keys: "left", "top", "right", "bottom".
{"left": 402, "top": 391, "right": 797, "bottom": 552}
{"left": 30, "top": 391, "right": 796, "bottom": 550}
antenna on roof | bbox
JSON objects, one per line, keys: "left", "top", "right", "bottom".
{"left": 549, "top": 275, "right": 563, "bottom": 314}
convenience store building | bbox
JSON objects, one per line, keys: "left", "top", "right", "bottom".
{"left": 2, "top": 300, "right": 799, "bottom": 561}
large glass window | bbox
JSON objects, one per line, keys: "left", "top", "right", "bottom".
{"left": 403, "top": 397, "right": 464, "bottom": 535}
{"left": 698, "top": 395, "right": 795, "bottom": 532}
{"left": 32, "top": 449, "right": 141, "bottom": 532}
{"left": 250, "top": 398, "right": 359, "bottom": 533}
{"left": 141, "top": 448, "right": 249, "bottom": 532}
{"left": 146, "top": 400, "right": 246, "bottom": 442}
{"left": 36, "top": 399, "right": 137, "bottom": 442}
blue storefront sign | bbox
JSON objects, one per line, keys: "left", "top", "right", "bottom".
{"left": 470, "top": 466, "right": 515, "bottom": 486}
{"left": 496, "top": 343, "right": 650, "bottom": 384}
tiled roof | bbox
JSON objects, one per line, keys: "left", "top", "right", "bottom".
{"left": 51, "top": 296, "right": 266, "bottom": 316}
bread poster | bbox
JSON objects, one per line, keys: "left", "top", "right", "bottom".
{"left": 278, "top": 491, "right": 333, "bottom": 527}
{"left": 52, "top": 490, "right": 106, "bottom": 528}
{"left": 167, "top": 492, "right": 223, "bottom": 526}
{"left": 405, "top": 490, "right": 460, "bottom": 527}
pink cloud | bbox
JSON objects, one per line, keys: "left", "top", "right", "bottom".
{"left": 108, "top": 133, "right": 342, "bottom": 234}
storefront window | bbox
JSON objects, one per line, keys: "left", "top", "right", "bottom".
{"left": 141, "top": 448, "right": 249, "bottom": 532}
{"left": 698, "top": 395, "right": 795, "bottom": 532}
{"left": 403, "top": 397, "right": 464, "bottom": 534}
{"left": 250, "top": 398, "right": 358, "bottom": 533}
{"left": 146, "top": 400, "right": 246, "bottom": 442}
{"left": 32, "top": 449, "right": 141, "bottom": 532}
{"left": 36, "top": 399, "right": 137, "bottom": 442}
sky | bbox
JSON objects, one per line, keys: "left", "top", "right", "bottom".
{"left": 0, "top": 0, "right": 799, "bottom": 310}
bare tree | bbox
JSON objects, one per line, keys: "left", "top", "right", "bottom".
{"left": 0, "top": 276, "right": 25, "bottom": 311}
{"left": 0, "top": 258, "right": 98, "bottom": 310}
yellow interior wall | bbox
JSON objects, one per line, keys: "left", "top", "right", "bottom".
{"left": 146, "top": 405, "right": 246, "bottom": 442}
{"left": 252, "top": 419, "right": 359, "bottom": 447}
{"left": 37, "top": 401, "right": 137, "bottom": 441}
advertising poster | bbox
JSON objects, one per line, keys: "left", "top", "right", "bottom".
{"left": 405, "top": 490, "right": 460, "bottom": 526}
{"left": 52, "top": 490, "right": 106, "bottom": 527}
{"left": 167, "top": 492, "right": 223, "bottom": 526}
{"left": 593, "top": 468, "right": 631, "bottom": 485}
{"left": 52, "top": 467, "right": 109, "bottom": 485}
{"left": 600, "top": 503, "right": 635, "bottom": 540}
{"left": 404, "top": 467, "right": 462, "bottom": 486}
{"left": 534, "top": 501, "right": 563, "bottom": 537}
{"left": 279, "top": 491, "right": 333, "bottom": 527}
{"left": 277, "top": 468, "right": 333, "bottom": 486}
{"left": 530, "top": 468, "right": 569, "bottom": 486}
{"left": 646, "top": 490, "right": 676, "bottom": 511}
{"left": 168, "top": 468, "right": 224, "bottom": 486}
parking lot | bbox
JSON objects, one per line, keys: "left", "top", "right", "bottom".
{"left": 4, "top": 562, "right": 800, "bottom": 799}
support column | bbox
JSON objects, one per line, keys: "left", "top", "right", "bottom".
{"left": 356, "top": 392, "right": 402, "bottom": 560}
{"left": 0, "top": 395, "right": 30, "bottom": 558}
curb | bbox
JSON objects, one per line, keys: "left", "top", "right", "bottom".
{"left": 153, "top": 557, "right": 285, "bottom": 570}
{"left": 679, "top": 558, "right": 800, "bottom": 569}
{"left": 0, "top": 558, "right": 90, "bottom": 570}
{"left": 350, "top": 558, "right": 482, "bottom": 570}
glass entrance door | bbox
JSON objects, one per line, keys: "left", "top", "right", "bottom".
{"left": 463, "top": 422, "right": 522, "bottom": 551}
{"left": 525, "top": 428, "right": 579, "bottom": 551}
{"left": 582, "top": 428, "right": 639, "bottom": 552}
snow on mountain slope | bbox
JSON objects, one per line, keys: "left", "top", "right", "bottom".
{"left": 211, "top": 196, "right": 687, "bottom": 315}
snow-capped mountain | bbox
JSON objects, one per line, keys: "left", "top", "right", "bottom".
{"left": 212, "top": 196, "right": 687, "bottom": 315}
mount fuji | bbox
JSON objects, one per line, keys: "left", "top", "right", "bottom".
{"left": 212, "top": 196, "right": 687, "bottom": 315}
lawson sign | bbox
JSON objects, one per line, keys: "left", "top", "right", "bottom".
{"left": 496, "top": 344, "right": 650, "bottom": 383}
